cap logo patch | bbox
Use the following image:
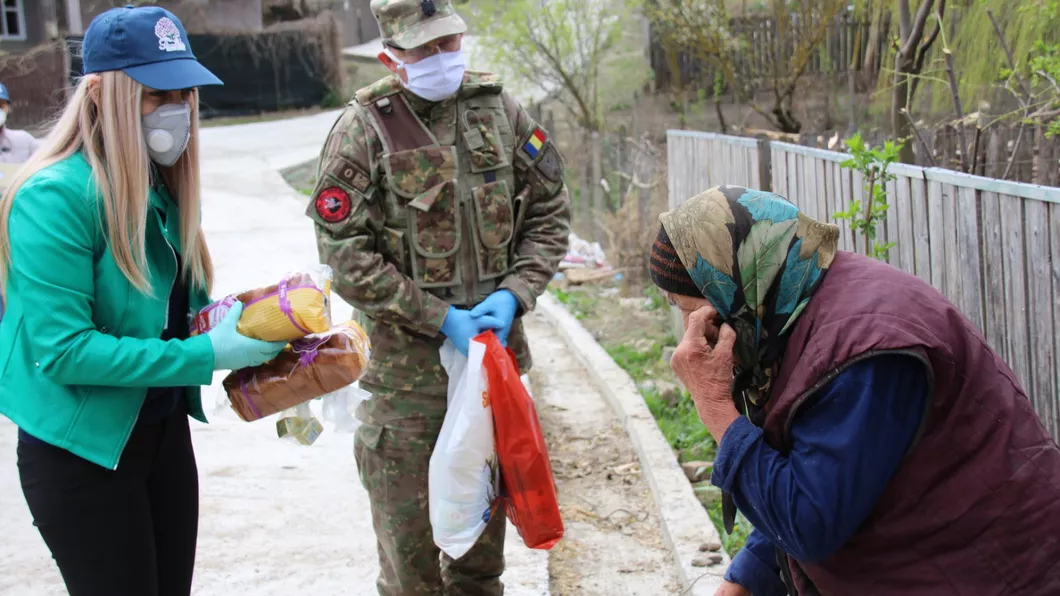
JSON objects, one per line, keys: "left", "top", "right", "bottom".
{"left": 155, "top": 17, "right": 187, "bottom": 53}
{"left": 421, "top": 0, "right": 437, "bottom": 17}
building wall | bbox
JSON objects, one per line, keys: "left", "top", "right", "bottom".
{"left": 78, "top": 0, "right": 264, "bottom": 34}
{"left": 2, "top": 0, "right": 53, "bottom": 53}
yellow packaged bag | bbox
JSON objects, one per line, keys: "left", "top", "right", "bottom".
{"left": 190, "top": 266, "right": 334, "bottom": 343}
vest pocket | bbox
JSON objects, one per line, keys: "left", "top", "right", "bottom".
{"left": 462, "top": 109, "right": 510, "bottom": 174}
{"left": 408, "top": 180, "right": 462, "bottom": 288}
{"left": 382, "top": 147, "right": 462, "bottom": 290}
{"left": 471, "top": 180, "right": 514, "bottom": 281}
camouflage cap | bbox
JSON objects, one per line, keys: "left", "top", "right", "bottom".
{"left": 371, "top": 0, "right": 467, "bottom": 50}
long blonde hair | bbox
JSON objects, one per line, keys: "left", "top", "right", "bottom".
{"left": 0, "top": 71, "right": 213, "bottom": 297}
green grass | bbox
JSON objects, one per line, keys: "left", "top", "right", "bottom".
{"left": 708, "top": 501, "right": 753, "bottom": 556}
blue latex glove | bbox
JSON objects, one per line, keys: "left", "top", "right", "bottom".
{"left": 470, "top": 290, "right": 519, "bottom": 345}
{"left": 207, "top": 302, "right": 288, "bottom": 371}
{"left": 441, "top": 306, "right": 504, "bottom": 356}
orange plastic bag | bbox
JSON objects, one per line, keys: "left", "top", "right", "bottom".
{"left": 479, "top": 332, "right": 564, "bottom": 550}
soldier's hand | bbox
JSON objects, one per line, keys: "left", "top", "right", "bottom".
{"left": 470, "top": 290, "right": 518, "bottom": 346}
{"left": 441, "top": 307, "right": 503, "bottom": 356}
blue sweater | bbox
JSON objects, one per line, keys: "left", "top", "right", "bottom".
{"left": 712, "top": 354, "right": 930, "bottom": 595}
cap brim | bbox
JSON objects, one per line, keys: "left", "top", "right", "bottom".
{"left": 123, "top": 58, "right": 223, "bottom": 91}
{"left": 392, "top": 13, "right": 467, "bottom": 50}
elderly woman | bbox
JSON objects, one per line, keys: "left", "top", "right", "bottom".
{"left": 650, "top": 186, "right": 1060, "bottom": 596}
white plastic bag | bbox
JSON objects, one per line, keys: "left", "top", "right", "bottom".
{"left": 429, "top": 338, "right": 500, "bottom": 560}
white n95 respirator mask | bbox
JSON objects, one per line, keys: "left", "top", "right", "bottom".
{"left": 143, "top": 102, "right": 192, "bottom": 167}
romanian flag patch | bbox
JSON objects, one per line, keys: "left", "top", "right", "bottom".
{"left": 523, "top": 127, "right": 547, "bottom": 159}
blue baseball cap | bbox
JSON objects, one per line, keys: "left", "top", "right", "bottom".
{"left": 81, "top": 5, "right": 222, "bottom": 91}
{"left": 0, "top": 83, "right": 8, "bottom": 102}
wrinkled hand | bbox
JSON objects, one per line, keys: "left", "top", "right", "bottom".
{"left": 670, "top": 305, "right": 740, "bottom": 441}
{"left": 206, "top": 302, "right": 288, "bottom": 371}
{"left": 713, "top": 580, "right": 751, "bottom": 596}
{"left": 470, "top": 290, "right": 518, "bottom": 346}
{"left": 441, "top": 306, "right": 504, "bottom": 356}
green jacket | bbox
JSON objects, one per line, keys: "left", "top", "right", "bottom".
{"left": 0, "top": 152, "right": 215, "bottom": 470}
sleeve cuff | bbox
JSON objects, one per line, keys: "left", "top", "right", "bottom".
{"left": 183, "top": 334, "right": 218, "bottom": 386}
{"left": 498, "top": 275, "right": 536, "bottom": 315}
{"left": 417, "top": 293, "right": 452, "bottom": 338}
{"left": 725, "top": 546, "right": 787, "bottom": 596}
{"left": 711, "top": 416, "right": 762, "bottom": 493}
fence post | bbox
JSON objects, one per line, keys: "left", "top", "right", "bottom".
{"left": 756, "top": 135, "right": 773, "bottom": 192}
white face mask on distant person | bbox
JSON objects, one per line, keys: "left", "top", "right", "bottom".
{"left": 142, "top": 102, "right": 191, "bottom": 167}
{"left": 0, "top": 109, "right": 8, "bottom": 128}
{"left": 386, "top": 48, "right": 467, "bottom": 102}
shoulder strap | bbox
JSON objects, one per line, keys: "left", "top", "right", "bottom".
{"left": 365, "top": 94, "right": 437, "bottom": 153}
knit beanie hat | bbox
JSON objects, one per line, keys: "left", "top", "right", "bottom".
{"left": 649, "top": 225, "right": 701, "bottom": 298}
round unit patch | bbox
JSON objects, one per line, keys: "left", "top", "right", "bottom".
{"left": 315, "top": 187, "right": 352, "bottom": 223}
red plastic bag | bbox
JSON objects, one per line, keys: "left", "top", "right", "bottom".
{"left": 479, "top": 332, "right": 564, "bottom": 550}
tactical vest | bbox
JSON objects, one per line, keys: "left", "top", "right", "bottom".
{"left": 352, "top": 74, "right": 525, "bottom": 308}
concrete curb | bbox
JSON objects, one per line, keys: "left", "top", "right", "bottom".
{"left": 536, "top": 293, "right": 729, "bottom": 596}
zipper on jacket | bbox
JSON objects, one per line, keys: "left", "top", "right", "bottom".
{"left": 461, "top": 200, "right": 476, "bottom": 306}
{"left": 161, "top": 233, "right": 178, "bottom": 334}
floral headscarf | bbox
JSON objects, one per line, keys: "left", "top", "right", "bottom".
{"left": 660, "top": 185, "right": 839, "bottom": 417}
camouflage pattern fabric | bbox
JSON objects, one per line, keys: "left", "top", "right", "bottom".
{"left": 307, "top": 71, "right": 569, "bottom": 594}
{"left": 371, "top": 0, "right": 467, "bottom": 50}
{"left": 354, "top": 384, "right": 507, "bottom": 596}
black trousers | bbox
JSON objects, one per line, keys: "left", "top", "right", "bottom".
{"left": 17, "top": 410, "right": 200, "bottom": 596}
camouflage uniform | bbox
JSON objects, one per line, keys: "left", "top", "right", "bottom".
{"left": 306, "top": 1, "right": 570, "bottom": 594}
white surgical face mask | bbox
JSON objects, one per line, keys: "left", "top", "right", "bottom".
{"left": 386, "top": 48, "right": 467, "bottom": 102}
{"left": 0, "top": 109, "right": 8, "bottom": 128}
{"left": 142, "top": 102, "right": 191, "bottom": 167}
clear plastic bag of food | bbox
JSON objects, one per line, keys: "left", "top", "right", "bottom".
{"left": 190, "top": 265, "right": 334, "bottom": 343}
{"left": 320, "top": 384, "right": 371, "bottom": 433}
{"left": 222, "top": 320, "right": 371, "bottom": 422}
{"left": 276, "top": 402, "right": 324, "bottom": 446}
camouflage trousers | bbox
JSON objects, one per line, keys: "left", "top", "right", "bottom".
{"left": 354, "top": 382, "right": 507, "bottom": 596}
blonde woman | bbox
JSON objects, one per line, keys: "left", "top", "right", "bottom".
{"left": 0, "top": 7, "right": 284, "bottom": 596}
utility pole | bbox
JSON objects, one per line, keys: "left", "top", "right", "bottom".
{"left": 65, "top": 0, "right": 84, "bottom": 35}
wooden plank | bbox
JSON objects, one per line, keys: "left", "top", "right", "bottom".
{"left": 979, "top": 192, "right": 1008, "bottom": 361}
{"left": 910, "top": 176, "right": 932, "bottom": 283}
{"left": 1024, "top": 198, "right": 1057, "bottom": 438}
{"left": 815, "top": 156, "right": 829, "bottom": 223}
{"left": 895, "top": 175, "right": 915, "bottom": 274}
{"left": 1050, "top": 202, "right": 1060, "bottom": 441}
{"left": 1000, "top": 195, "right": 1031, "bottom": 392}
{"left": 832, "top": 160, "right": 852, "bottom": 251}
{"left": 927, "top": 181, "right": 946, "bottom": 292}
{"left": 787, "top": 150, "right": 798, "bottom": 208}
{"left": 852, "top": 170, "right": 867, "bottom": 255}
{"left": 957, "top": 186, "right": 984, "bottom": 332}
{"left": 941, "top": 184, "right": 963, "bottom": 308}
{"left": 804, "top": 153, "right": 819, "bottom": 219}
{"left": 773, "top": 147, "right": 787, "bottom": 198}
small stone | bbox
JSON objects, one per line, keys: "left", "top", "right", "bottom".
{"left": 655, "top": 380, "right": 682, "bottom": 407}
{"left": 707, "top": 554, "right": 724, "bottom": 565}
{"left": 691, "top": 554, "right": 712, "bottom": 567}
{"left": 699, "top": 541, "right": 722, "bottom": 552}
{"left": 680, "top": 460, "right": 714, "bottom": 483}
{"left": 661, "top": 346, "right": 676, "bottom": 365}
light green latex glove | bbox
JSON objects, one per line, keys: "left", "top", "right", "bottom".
{"left": 206, "top": 301, "right": 288, "bottom": 371}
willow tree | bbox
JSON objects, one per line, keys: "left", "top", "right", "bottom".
{"left": 648, "top": 0, "right": 849, "bottom": 134}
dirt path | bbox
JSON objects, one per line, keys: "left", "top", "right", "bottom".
{"left": 524, "top": 312, "right": 683, "bottom": 596}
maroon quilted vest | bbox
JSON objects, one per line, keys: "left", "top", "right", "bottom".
{"left": 763, "top": 251, "right": 1060, "bottom": 595}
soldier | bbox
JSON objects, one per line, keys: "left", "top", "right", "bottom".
{"left": 306, "top": 0, "right": 571, "bottom": 594}
{"left": 0, "top": 82, "right": 42, "bottom": 164}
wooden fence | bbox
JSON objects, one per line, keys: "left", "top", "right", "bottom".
{"left": 667, "top": 129, "right": 1060, "bottom": 440}
{"left": 650, "top": 14, "right": 887, "bottom": 91}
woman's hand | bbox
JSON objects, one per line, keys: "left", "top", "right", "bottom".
{"left": 670, "top": 305, "right": 741, "bottom": 442}
{"left": 714, "top": 580, "right": 752, "bottom": 596}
